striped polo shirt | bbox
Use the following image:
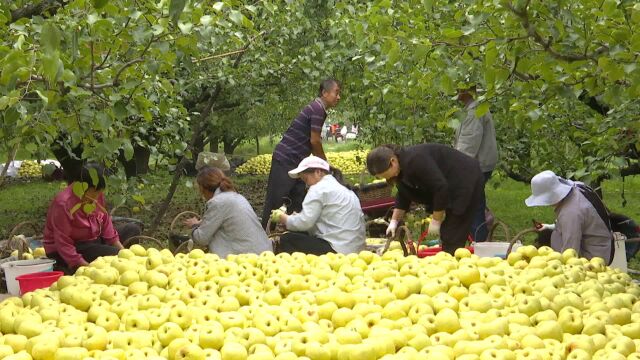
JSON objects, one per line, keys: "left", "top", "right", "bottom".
{"left": 273, "top": 98, "right": 327, "bottom": 166}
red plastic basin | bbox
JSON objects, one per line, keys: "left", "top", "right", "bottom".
{"left": 15, "top": 271, "right": 64, "bottom": 295}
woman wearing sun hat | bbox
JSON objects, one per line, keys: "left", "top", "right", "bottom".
{"left": 525, "top": 170, "right": 613, "bottom": 263}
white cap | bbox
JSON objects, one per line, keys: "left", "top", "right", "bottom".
{"left": 288, "top": 155, "right": 330, "bottom": 178}
{"left": 525, "top": 170, "right": 573, "bottom": 207}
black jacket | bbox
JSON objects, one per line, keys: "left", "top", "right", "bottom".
{"left": 395, "top": 144, "right": 482, "bottom": 215}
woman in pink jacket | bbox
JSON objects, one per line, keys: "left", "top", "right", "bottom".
{"left": 43, "top": 163, "right": 139, "bottom": 272}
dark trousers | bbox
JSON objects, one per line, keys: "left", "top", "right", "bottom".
{"left": 441, "top": 176, "right": 484, "bottom": 254}
{"left": 261, "top": 158, "right": 306, "bottom": 228}
{"left": 48, "top": 223, "right": 141, "bottom": 274}
{"left": 276, "top": 232, "right": 336, "bottom": 255}
{"left": 470, "top": 171, "right": 493, "bottom": 242}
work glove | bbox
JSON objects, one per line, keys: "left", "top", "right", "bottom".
{"left": 386, "top": 219, "right": 399, "bottom": 238}
{"left": 428, "top": 219, "right": 442, "bottom": 237}
{"left": 535, "top": 223, "right": 556, "bottom": 231}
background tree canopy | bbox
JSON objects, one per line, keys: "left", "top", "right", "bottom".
{"left": 0, "top": 0, "right": 638, "bottom": 186}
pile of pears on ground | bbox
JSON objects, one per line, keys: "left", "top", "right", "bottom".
{"left": 0, "top": 244, "right": 638, "bottom": 360}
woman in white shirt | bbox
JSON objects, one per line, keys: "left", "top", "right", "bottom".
{"left": 272, "top": 156, "right": 366, "bottom": 254}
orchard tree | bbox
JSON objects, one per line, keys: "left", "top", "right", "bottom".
{"left": 330, "top": 0, "right": 640, "bottom": 187}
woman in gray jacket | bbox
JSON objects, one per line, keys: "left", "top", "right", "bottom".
{"left": 183, "top": 166, "right": 272, "bottom": 257}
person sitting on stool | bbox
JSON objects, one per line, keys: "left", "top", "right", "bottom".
{"left": 272, "top": 156, "right": 365, "bottom": 255}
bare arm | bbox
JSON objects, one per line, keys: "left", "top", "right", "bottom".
{"left": 310, "top": 130, "right": 326, "bottom": 160}
{"left": 391, "top": 208, "right": 406, "bottom": 222}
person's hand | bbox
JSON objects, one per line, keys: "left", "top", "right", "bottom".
{"left": 271, "top": 209, "right": 285, "bottom": 223}
{"left": 535, "top": 223, "right": 556, "bottom": 232}
{"left": 183, "top": 217, "right": 201, "bottom": 228}
{"left": 428, "top": 219, "right": 442, "bottom": 237}
{"left": 386, "top": 219, "right": 398, "bottom": 238}
{"left": 114, "top": 241, "right": 124, "bottom": 250}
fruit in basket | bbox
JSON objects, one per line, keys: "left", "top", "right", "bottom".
{"left": 32, "top": 247, "right": 45, "bottom": 258}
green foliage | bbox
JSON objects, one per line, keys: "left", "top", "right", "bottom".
{"left": 329, "top": 0, "right": 639, "bottom": 182}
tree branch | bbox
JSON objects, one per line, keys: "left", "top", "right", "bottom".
{"left": 193, "top": 48, "right": 249, "bottom": 63}
{"left": 78, "top": 58, "right": 144, "bottom": 89}
{"left": 505, "top": 1, "right": 606, "bottom": 62}
{"left": 10, "top": 0, "right": 64, "bottom": 23}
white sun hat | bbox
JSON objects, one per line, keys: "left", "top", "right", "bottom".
{"left": 525, "top": 170, "right": 574, "bottom": 207}
{"left": 288, "top": 155, "right": 330, "bottom": 178}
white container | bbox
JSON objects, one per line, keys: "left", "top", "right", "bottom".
{"left": 473, "top": 242, "right": 522, "bottom": 259}
{"left": 1, "top": 259, "right": 55, "bottom": 295}
{"left": 609, "top": 237, "right": 627, "bottom": 273}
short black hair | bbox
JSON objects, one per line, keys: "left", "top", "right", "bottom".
{"left": 79, "top": 163, "right": 106, "bottom": 190}
{"left": 318, "top": 79, "right": 341, "bottom": 97}
{"left": 366, "top": 144, "right": 402, "bottom": 175}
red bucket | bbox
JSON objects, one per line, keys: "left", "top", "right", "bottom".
{"left": 15, "top": 271, "right": 64, "bottom": 295}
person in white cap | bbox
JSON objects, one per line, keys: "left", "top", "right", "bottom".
{"left": 525, "top": 170, "right": 613, "bottom": 263}
{"left": 271, "top": 155, "right": 366, "bottom": 254}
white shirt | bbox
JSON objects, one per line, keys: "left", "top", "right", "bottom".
{"left": 286, "top": 175, "right": 366, "bottom": 254}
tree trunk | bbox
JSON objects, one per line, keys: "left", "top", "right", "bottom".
{"left": 255, "top": 135, "right": 260, "bottom": 155}
{"left": 209, "top": 136, "right": 219, "bottom": 153}
{"left": 0, "top": 145, "right": 19, "bottom": 187}
{"left": 223, "top": 137, "right": 243, "bottom": 155}
{"left": 192, "top": 132, "right": 205, "bottom": 164}
{"left": 117, "top": 144, "right": 151, "bottom": 178}
{"left": 150, "top": 43, "right": 251, "bottom": 233}
{"left": 150, "top": 88, "right": 222, "bottom": 233}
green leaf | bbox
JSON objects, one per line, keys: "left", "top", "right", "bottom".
{"left": 113, "top": 101, "right": 128, "bottom": 120}
{"left": 35, "top": 90, "right": 48, "bottom": 106}
{"left": 88, "top": 168, "right": 99, "bottom": 188}
{"left": 212, "top": 2, "right": 224, "bottom": 12}
{"left": 123, "top": 140, "right": 134, "bottom": 161}
{"left": 41, "top": 23, "right": 61, "bottom": 54}
{"left": 24, "top": 143, "right": 37, "bottom": 153}
{"left": 169, "top": 0, "right": 187, "bottom": 25}
{"left": 441, "top": 28, "right": 463, "bottom": 38}
{"left": 72, "top": 181, "right": 89, "bottom": 198}
{"left": 42, "top": 53, "right": 60, "bottom": 84}
{"left": 83, "top": 203, "right": 97, "bottom": 214}
{"left": 229, "top": 11, "right": 243, "bottom": 26}
{"left": 475, "top": 103, "right": 490, "bottom": 117}
{"left": 602, "top": 0, "right": 618, "bottom": 17}
{"left": 92, "top": 0, "right": 108, "bottom": 9}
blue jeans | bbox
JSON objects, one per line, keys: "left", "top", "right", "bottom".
{"left": 470, "top": 171, "right": 493, "bottom": 242}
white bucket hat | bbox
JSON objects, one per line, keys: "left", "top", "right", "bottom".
{"left": 525, "top": 170, "right": 573, "bottom": 207}
{"left": 288, "top": 155, "right": 330, "bottom": 178}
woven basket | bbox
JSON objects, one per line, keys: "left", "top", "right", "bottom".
{"left": 354, "top": 181, "right": 393, "bottom": 202}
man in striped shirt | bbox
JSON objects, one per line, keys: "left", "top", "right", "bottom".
{"left": 261, "top": 79, "right": 341, "bottom": 228}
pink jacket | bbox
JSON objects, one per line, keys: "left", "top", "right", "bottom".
{"left": 43, "top": 185, "right": 119, "bottom": 267}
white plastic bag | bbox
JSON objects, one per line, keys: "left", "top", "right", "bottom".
{"left": 196, "top": 152, "right": 230, "bottom": 171}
